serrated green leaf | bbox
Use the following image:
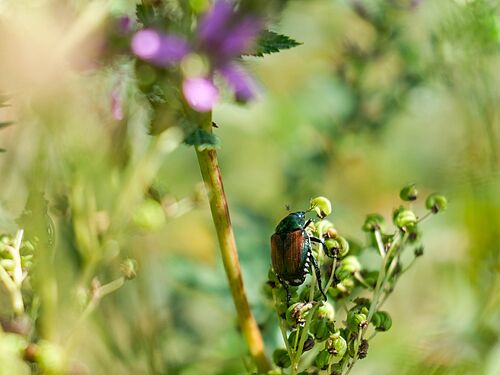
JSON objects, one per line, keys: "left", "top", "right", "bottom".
{"left": 184, "top": 128, "right": 220, "bottom": 150}
{"left": 250, "top": 30, "right": 301, "bottom": 57}
{"left": 0, "top": 122, "right": 13, "bottom": 129}
{"left": 136, "top": 3, "right": 156, "bottom": 26}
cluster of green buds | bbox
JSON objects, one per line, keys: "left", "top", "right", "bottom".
{"left": 266, "top": 187, "right": 447, "bottom": 375}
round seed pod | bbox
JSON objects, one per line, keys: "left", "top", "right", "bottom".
{"left": 394, "top": 209, "right": 417, "bottom": 229}
{"left": 326, "top": 334, "right": 347, "bottom": 360}
{"left": 346, "top": 311, "right": 367, "bottom": 333}
{"left": 325, "top": 236, "right": 349, "bottom": 258}
{"left": 400, "top": 184, "right": 418, "bottom": 201}
{"left": 314, "top": 350, "right": 331, "bottom": 370}
{"left": 272, "top": 348, "right": 291, "bottom": 368}
{"left": 362, "top": 214, "right": 385, "bottom": 232}
{"left": 310, "top": 196, "right": 332, "bottom": 218}
{"left": 426, "top": 193, "right": 447, "bottom": 213}
{"left": 372, "top": 311, "right": 392, "bottom": 332}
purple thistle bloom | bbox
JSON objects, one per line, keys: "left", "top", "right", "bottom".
{"left": 132, "top": 29, "right": 190, "bottom": 66}
{"left": 182, "top": 77, "right": 219, "bottom": 112}
{"left": 217, "top": 16, "right": 262, "bottom": 58}
{"left": 198, "top": 0, "right": 262, "bottom": 62}
{"left": 219, "top": 63, "right": 258, "bottom": 102}
{"left": 198, "top": 0, "right": 234, "bottom": 46}
{"left": 130, "top": 0, "right": 263, "bottom": 112}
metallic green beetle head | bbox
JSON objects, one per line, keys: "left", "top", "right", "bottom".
{"left": 275, "top": 211, "right": 306, "bottom": 234}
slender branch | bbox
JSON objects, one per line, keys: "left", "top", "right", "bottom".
{"left": 324, "top": 257, "right": 338, "bottom": 292}
{"left": 195, "top": 113, "right": 270, "bottom": 373}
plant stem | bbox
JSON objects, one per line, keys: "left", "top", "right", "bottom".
{"left": 195, "top": 113, "right": 270, "bottom": 373}
{"left": 324, "top": 257, "right": 337, "bottom": 292}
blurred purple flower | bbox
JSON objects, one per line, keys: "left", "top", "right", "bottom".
{"left": 182, "top": 77, "right": 219, "bottom": 112}
{"left": 198, "top": 0, "right": 262, "bottom": 62}
{"left": 131, "top": 0, "right": 262, "bottom": 112}
{"left": 131, "top": 29, "right": 190, "bottom": 66}
{"left": 219, "top": 63, "right": 258, "bottom": 102}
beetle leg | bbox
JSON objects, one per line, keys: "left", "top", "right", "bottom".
{"left": 284, "top": 283, "right": 291, "bottom": 305}
{"left": 304, "top": 219, "right": 313, "bottom": 228}
{"left": 277, "top": 275, "right": 292, "bottom": 305}
{"left": 310, "top": 236, "right": 332, "bottom": 256}
{"left": 309, "top": 253, "right": 327, "bottom": 301}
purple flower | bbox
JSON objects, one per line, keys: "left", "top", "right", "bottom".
{"left": 198, "top": 1, "right": 261, "bottom": 61}
{"left": 131, "top": 1, "right": 263, "bottom": 112}
{"left": 219, "top": 63, "right": 258, "bottom": 102}
{"left": 198, "top": 0, "right": 234, "bottom": 44}
{"left": 131, "top": 29, "right": 190, "bottom": 66}
{"left": 182, "top": 77, "right": 219, "bottom": 112}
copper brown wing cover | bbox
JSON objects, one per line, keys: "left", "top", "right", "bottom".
{"left": 271, "top": 230, "right": 305, "bottom": 280}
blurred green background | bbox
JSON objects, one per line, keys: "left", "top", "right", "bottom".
{"left": 0, "top": 0, "right": 499, "bottom": 374}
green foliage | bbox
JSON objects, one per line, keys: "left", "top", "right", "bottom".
{"left": 184, "top": 128, "right": 221, "bottom": 150}
{"left": 250, "top": 30, "right": 301, "bottom": 57}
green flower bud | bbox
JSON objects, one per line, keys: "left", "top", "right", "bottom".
{"left": 316, "top": 220, "right": 336, "bottom": 238}
{"left": 133, "top": 199, "right": 165, "bottom": 231}
{"left": 394, "top": 209, "right": 417, "bottom": 229}
{"left": 392, "top": 206, "right": 406, "bottom": 223}
{"left": 326, "top": 334, "right": 347, "bottom": 360}
{"left": 286, "top": 302, "right": 313, "bottom": 327}
{"left": 400, "top": 184, "right": 418, "bottom": 201}
{"left": 316, "top": 301, "right": 335, "bottom": 321}
{"left": 309, "top": 196, "right": 332, "bottom": 219}
{"left": 120, "top": 258, "right": 137, "bottom": 280}
{"left": 272, "top": 348, "right": 291, "bottom": 368}
{"left": 325, "top": 236, "right": 349, "bottom": 258}
{"left": 35, "top": 341, "right": 65, "bottom": 374}
{"left": 332, "top": 277, "right": 355, "bottom": 297}
{"left": 426, "top": 193, "right": 447, "bottom": 213}
{"left": 362, "top": 214, "right": 385, "bottom": 232}
{"left": 414, "top": 246, "right": 424, "bottom": 257}
{"left": 309, "top": 319, "right": 333, "bottom": 341}
{"left": 315, "top": 350, "right": 331, "bottom": 370}
{"left": 372, "top": 311, "right": 392, "bottom": 332}
{"left": 346, "top": 311, "right": 367, "bottom": 333}
{"left": 343, "top": 256, "right": 361, "bottom": 271}
{"left": 287, "top": 331, "right": 314, "bottom": 351}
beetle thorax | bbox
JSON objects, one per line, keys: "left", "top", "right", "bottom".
{"left": 275, "top": 211, "right": 306, "bottom": 234}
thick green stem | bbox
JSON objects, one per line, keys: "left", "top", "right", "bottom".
{"left": 195, "top": 113, "right": 271, "bottom": 373}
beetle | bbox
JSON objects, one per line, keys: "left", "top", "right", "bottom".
{"left": 271, "top": 211, "right": 328, "bottom": 303}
